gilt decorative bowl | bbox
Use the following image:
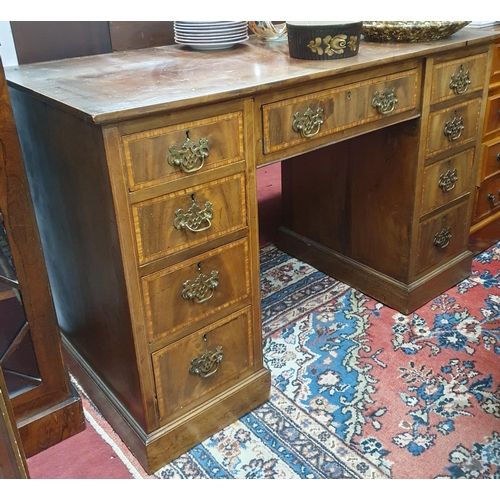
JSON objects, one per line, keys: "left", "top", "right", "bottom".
{"left": 362, "top": 21, "right": 471, "bottom": 43}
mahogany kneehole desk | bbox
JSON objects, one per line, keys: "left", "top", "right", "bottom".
{"left": 6, "top": 29, "right": 499, "bottom": 473}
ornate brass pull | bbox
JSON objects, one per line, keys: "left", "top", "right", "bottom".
{"left": 189, "top": 345, "right": 223, "bottom": 378}
{"left": 174, "top": 194, "right": 213, "bottom": 233}
{"left": 433, "top": 226, "right": 452, "bottom": 249}
{"left": 444, "top": 111, "right": 464, "bottom": 142}
{"left": 438, "top": 165, "right": 458, "bottom": 193}
{"left": 292, "top": 107, "right": 324, "bottom": 138}
{"left": 449, "top": 64, "right": 471, "bottom": 95}
{"left": 167, "top": 131, "right": 209, "bottom": 173}
{"left": 372, "top": 88, "right": 398, "bottom": 115}
{"left": 182, "top": 265, "right": 219, "bottom": 304}
{"left": 487, "top": 191, "right": 500, "bottom": 209}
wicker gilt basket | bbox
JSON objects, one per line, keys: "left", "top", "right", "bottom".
{"left": 362, "top": 21, "right": 471, "bottom": 43}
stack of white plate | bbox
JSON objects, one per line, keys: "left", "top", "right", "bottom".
{"left": 174, "top": 21, "right": 249, "bottom": 50}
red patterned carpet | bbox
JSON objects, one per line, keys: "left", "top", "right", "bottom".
{"left": 26, "top": 163, "right": 499, "bottom": 480}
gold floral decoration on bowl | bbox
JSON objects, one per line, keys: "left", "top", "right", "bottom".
{"left": 362, "top": 21, "right": 471, "bottom": 43}
{"left": 307, "top": 34, "right": 358, "bottom": 56}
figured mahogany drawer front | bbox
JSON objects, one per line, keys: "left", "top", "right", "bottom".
{"left": 481, "top": 136, "right": 500, "bottom": 182}
{"left": 484, "top": 90, "right": 500, "bottom": 137}
{"left": 152, "top": 307, "right": 254, "bottom": 423}
{"left": 416, "top": 201, "right": 470, "bottom": 276}
{"left": 142, "top": 239, "right": 250, "bottom": 343}
{"left": 430, "top": 52, "right": 488, "bottom": 105}
{"left": 122, "top": 111, "right": 245, "bottom": 191}
{"left": 261, "top": 68, "right": 420, "bottom": 154}
{"left": 132, "top": 173, "right": 246, "bottom": 264}
{"left": 425, "top": 98, "right": 482, "bottom": 158}
{"left": 474, "top": 175, "right": 500, "bottom": 221}
{"left": 420, "top": 148, "right": 474, "bottom": 216}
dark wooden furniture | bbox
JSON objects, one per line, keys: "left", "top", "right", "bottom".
{"left": 5, "top": 28, "right": 499, "bottom": 473}
{"left": 10, "top": 21, "right": 175, "bottom": 64}
{"left": 108, "top": 22, "right": 175, "bottom": 52}
{"left": 275, "top": 37, "right": 495, "bottom": 313}
{"left": 10, "top": 22, "right": 113, "bottom": 64}
{"left": 469, "top": 26, "right": 500, "bottom": 254}
{"left": 0, "top": 56, "right": 84, "bottom": 458}
{"left": 0, "top": 367, "right": 29, "bottom": 479}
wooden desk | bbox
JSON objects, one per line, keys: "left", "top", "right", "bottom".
{"left": 5, "top": 28, "right": 499, "bottom": 473}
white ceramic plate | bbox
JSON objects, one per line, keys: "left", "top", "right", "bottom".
{"left": 175, "top": 21, "right": 246, "bottom": 27}
{"left": 174, "top": 26, "right": 248, "bottom": 34}
{"left": 174, "top": 31, "right": 248, "bottom": 42}
{"left": 177, "top": 36, "right": 249, "bottom": 50}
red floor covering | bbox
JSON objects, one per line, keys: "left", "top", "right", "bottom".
{"left": 256, "top": 162, "right": 282, "bottom": 247}
{"left": 27, "top": 423, "right": 135, "bottom": 479}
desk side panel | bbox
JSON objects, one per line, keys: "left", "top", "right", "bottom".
{"left": 7, "top": 88, "right": 146, "bottom": 428}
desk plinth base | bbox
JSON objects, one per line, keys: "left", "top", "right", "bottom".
{"left": 278, "top": 227, "right": 473, "bottom": 315}
{"left": 63, "top": 339, "right": 271, "bottom": 475}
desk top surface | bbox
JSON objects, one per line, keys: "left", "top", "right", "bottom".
{"left": 5, "top": 28, "right": 500, "bottom": 124}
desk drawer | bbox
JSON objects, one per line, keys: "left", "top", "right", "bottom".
{"left": 484, "top": 89, "right": 500, "bottom": 137}
{"left": 122, "top": 111, "right": 245, "bottom": 191}
{"left": 420, "top": 149, "right": 474, "bottom": 216}
{"left": 416, "top": 201, "right": 470, "bottom": 276}
{"left": 425, "top": 98, "right": 482, "bottom": 158}
{"left": 152, "top": 307, "right": 254, "bottom": 423}
{"left": 430, "top": 52, "right": 488, "bottom": 104}
{"left": 481, "top": 136, "right": 500, "bottom": 182}
{"left": 142, "top": 239, "right": 251, "bottom": 343}
{"left": 474, "top": 175, "right": 500, "bottom": 221}
{"left": 132, "top": 173, "right": 247, "bottom": 264}
{"left": 261, "top": 68, "right": 420, "bottom": 154}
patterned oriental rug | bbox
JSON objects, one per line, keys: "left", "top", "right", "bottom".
{"left": 65, "top": 242, "right": 500, "bottom": 479}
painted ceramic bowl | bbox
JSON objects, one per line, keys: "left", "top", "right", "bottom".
{"left": 287, "top": 21, "right": 362, "bottom": 60}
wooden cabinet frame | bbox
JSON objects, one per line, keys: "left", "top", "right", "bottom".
{"left": 0, "top": 57, "right": 84, "bottom": 458}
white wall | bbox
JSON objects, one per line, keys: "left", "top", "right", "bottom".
{"left": 0, "top": 22, "right": 18, "bottom": 67}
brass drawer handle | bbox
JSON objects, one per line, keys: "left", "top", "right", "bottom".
{"left": 174, "top": 194, "right": 213, "bottom": 233}
{"left": 438, "top": 165, "right": 458, "bottom": 192}
{"left": 449, "top": 64, "right": 471, "bottom": 95}
{"left": 433, "top": 226, "right": 452, "bottom": 249}
{"left": 182, "top": 265, "right": 219, "bottom": 304}
{"left": 372, "top": 88, "right": 398, "bottom": 115}
{"left": 292, "top": 107, "right": 324, "bottom": 138}
{"left": 167, "top": 131, "right": 210, "bottom": 174}
{"left": 487, "top": 191, "right": 500, "bottom": 209}
{"left": 189, "top": 345, "right": 223, "bottom": 378}
{"left": 444, "top": 111, "right": 464, "bottom": 142}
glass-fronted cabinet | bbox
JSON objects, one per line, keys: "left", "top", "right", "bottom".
{"left": 0, "top": 214, "right": 42, "bottom": 397}
{"left": 0, "top": 55, "right": 84, "bottom": 458}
